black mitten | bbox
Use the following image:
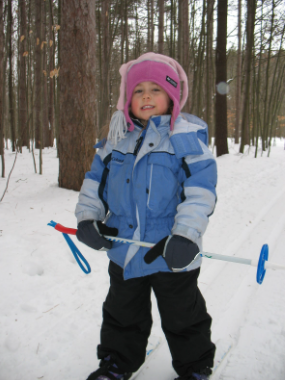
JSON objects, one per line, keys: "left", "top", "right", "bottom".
{"left": 144, "top": 235, "right": 200, "bottom": 271}
{"left": 76, "top": 220, "right": 118, "bottom": 251}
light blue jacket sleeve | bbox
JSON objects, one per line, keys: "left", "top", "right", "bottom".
{"left": 75, "top": 142, "right": 113, "bottom": 225}
{"left": 170, "top": 121, "right": 217, "bottom": 250}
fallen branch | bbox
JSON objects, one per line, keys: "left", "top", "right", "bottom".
{"left": 0, "top": 150, "right": 18, "bottom": 203}
{"left": 43, "top": 304, "right": 60, "bottom": 314}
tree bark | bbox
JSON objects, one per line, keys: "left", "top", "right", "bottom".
{"left": 134, "top": 5, "right": 141, "bottom": 58}
{"left": 206, "top": 0, "right": 214, "bottom": 141}
{"left": 195, "top": 0, "right": 206, "bottom": 117}
{"left": 19, "top": 0, "right": 28, "bottom": 147}
{"left": 125, "top": 0, "right": 129, "bottom": 61}
{"left": 254, "top": 1, "right": 264, "bottom": 157}
{"left": 59, "top": 0, "right": 96, "bottom": 191}
{"left": 101, "top": 0, "right": 110, "bottom": 126}
{"left": 177, "top": 0, "right": 182, "bottom": 63}
{"left": 158, "top": 0, "right": 164, "bottom": 54}
{"left": 57, "top": 0, "right": 61, "bottom": 156}
{"left": 8, "top": 0, "right": 16, "bottom": 151}
{"left": 0, "top": 0, "right": 4, "bottom": 176}
{"left": 35, "top": 0, "right": 42, "bottom": 150}
{"left": 121, "top": 0, "right": 125, "bottom": 63}
{"left": 169, "top": 0, "right": 174, "bottom": 57}
{"left": 240, "top": 0, "right": 256, "bottom": 153}
{"left": 27, "top": 0, "right": 34, "bottom": 154}
{"left": 215, "top": 0, "right": 229, "bottom": 156}
{"left": 267, "top": 25, "right": 285, "bottom": 156}
{"left": 182, "top": 0, "right": 189, "bottom": 70}
{"left": 42, "top": 0, "right": 49, "bottom": 148}
{"left": 234, "top": 0, "right": 242, "bottom": 144}
{"left": 95, "top": 3, "right": 102, "bottom": 134}
{"left": 48, "top": 0, "right": 54, "bottom": 146}
{"left": 262, "top": 0, "right": 275, "bottom": 150}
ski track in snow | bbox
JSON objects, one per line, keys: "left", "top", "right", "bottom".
{"left": 0, "top": 141, "right": 285, "bottom": 380}
{"left": 206, "top": 190, "right": 285, "bottom": 380}
{"left": 137, "top": 187, "right": 285, "bottom": 380}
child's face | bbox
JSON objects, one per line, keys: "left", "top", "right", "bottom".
{"left": 131, "top": 81, "right": 171, "bottom": 123}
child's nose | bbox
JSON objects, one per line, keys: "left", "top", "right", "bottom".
{"left": 143, "top": 91, "right": 151, "bottom": 99}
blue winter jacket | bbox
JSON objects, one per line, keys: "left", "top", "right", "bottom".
{"left": 75, "top": 113, "right": 217, "bottom": 280}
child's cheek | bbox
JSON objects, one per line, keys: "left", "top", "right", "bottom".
{"left": 155, "top": 96, "right": 169, "bottom": 112}
{"left": 155, "top": 98, "right": 164, "bottom": 107}
{"left": 131, "top": 98, "right": 140, "bottom": 115}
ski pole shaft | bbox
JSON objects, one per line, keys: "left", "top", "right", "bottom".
{"left": 103, "top": 237, "right": 285, "bottom": 271}
{"left": 104, "top": 235, "right": 154, "bottom": 248}
{"left": 264, "top": 261, "right": 285, "bottom": 271}
{"left": 201, "top": 252, "right": 253, "bottom": 266}
{"left": 48, "top": 221, "right": 284, "bottom": 283}
{"left": 200, "top": 251, "right": 285, "bottom": 271}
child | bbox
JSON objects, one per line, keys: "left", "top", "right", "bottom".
{"left": 75, "top": 52, "right": 217, "bottom": 380}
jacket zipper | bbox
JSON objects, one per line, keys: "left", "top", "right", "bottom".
{"left": 147, "top": 164, "right": 153, "bottom": 209}
{"left": 133, "top": 136, "right": 143, "bottom": 156}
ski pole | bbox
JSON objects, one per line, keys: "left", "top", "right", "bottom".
{"left": 48, "top": 220, "right": 91, "bottom": 274}
{"left": 48, "top": 220, "right": 285, "bottom": 284}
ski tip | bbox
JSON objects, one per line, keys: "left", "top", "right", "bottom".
{"left": 212, "top": 338, "right": 233, "bottom": 374}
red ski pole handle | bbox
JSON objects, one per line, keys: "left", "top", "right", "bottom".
{"left": 54, "top": 223, "right": 77, "bottom": 235}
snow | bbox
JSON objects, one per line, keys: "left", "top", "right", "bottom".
{"left": 1, "top": 139, "right": 285, "bottom": 380}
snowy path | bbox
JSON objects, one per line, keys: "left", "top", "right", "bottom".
{"left": 207, "top": 189, "right": 285, "bottom": 380}
{"left": 135, "top": 186, "right": 285, "bottom": 380}
{"left": 1, "top": 141, "right": 285, "bottom": 380}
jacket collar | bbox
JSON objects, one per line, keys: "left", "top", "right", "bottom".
{"left": 132, "top": 115, "right": 171, "bottom": 130}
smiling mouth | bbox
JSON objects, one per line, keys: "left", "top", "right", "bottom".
{"left": 141, "top": 105, "right": 155, "bottom": 110}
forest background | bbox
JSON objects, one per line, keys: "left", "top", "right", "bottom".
{"left": 0, "top": 0, "right": 284, "bottom": 191}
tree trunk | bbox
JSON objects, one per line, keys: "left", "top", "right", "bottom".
{"left": 177, "top": 0, "right": 182, "bottom": 63}
{"left": 182, "top": 0, "right": 189, "bottom": 111}
{"left": 101, "top": 0, "right": 110, "bottom": 127}
{"left": 8, "top": 0, "right": 16, "bottom": 152}
{"left": 35, "top": 0, "right": 42, "bottom": 150}
{"left": 267, "top": 26, "right": 285, "bottom": 156}
{"left": 206, "top": 0, "right": 214, "bottom": 142}
{"left": 59, "top": 0, "right": 96, "bottom": 191}
{"left": 240, "top": 0, "right": 256, "bottom": 153}
{"left": 27, "top": 0, "right": 33, "bottom": 153}
{"left": 182, "top": 0, "right": 189, "bottom": 68}
{"left": 147, "top": 0, "right": 150, "bottom": 52}
{"left": 42, "top": 0, "right": 49, "bottom": 148}
{"left": 262, "top": 0, "right": 275, "bottom": 150}
{"left": 195, "top": 0, "right": 206, "bottom": 117}
{"left": 125, "top": 0, "right": 129, "bottom": 61}
{"left": 48, "top": 0, "right": 54, "bottom": 146}
{"left": 169, "top": 0, "right": 174, "bottom": 57}
{"left": 121, "top": 0, "right": 125, "bottom": 63}
{"left": 134, "top": 5, "right": 141, "bottom": 58}
{"left": 254, "top": 2, "right": 264, "bottom": 157}
{"left": 215, "top": 0, "right": 229, "bottom": 156}
{"left": 234, "top": 0, "right": 242, "bottom": 144}
{"left": 56, "top": 0, "right": 61, "bottom": 156}
{"left": 96, "top": 3, "right": 102, "bottom": 134}
{"left": 158, "top": 0, "right": 164, "bottom": 54}
{"left": 19, "top": 0, "right": 28, "bottom": 147}
{"left": 0, "top": 0, "right": 4, "bottom": 176}
{"left": 150, "top": 0, "right": 154, "bottom": 52}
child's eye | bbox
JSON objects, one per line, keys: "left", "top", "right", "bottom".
{"left": 134, "top": 89, "right": 142, "bottom": 94}
{"left": 152, "top": 88, "right": 160, "bottom": 92}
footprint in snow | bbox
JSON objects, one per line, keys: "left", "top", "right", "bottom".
{"left": 5, "top": 334, "right": 20, "bottom": 352}
{"left": 22, "top": 261, "right": 44, "bottom": 276}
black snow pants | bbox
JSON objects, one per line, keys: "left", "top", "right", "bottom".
{"left": 97, "top": 261, "right": 216, "bottom": 377}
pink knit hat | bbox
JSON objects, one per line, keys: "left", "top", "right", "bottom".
{"left": 116, "top": 52, "right": 188, "bottom": 131}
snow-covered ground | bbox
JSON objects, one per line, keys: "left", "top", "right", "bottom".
{"left": 1, "top": 139, "right": 285, "bottom": 380}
